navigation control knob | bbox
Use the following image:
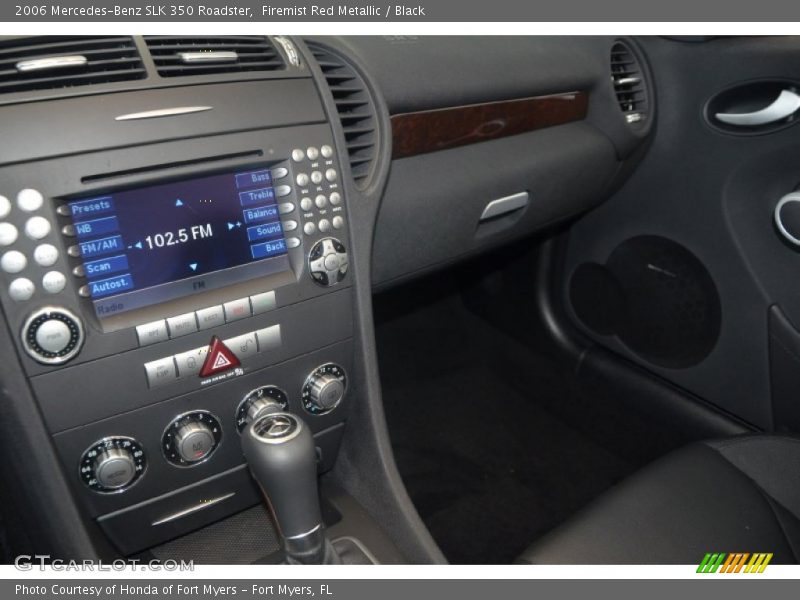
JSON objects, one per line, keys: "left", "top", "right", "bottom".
{"left": 22, "top": 307, "right": 84, "bottom": 365}
{"left": 236, "top": 385, "right": 289, "bottom": 432}
{"left": 308, "top": 237, "right": 348, "bottom": 287}
{"left": 80, "top": 437, "right": 146, "bottom": 493}
{"left": 162, "top": 411, "right": 222, "bottom": 467}
{"left": 302, "top": 364, "right": 347, "bottom": 415}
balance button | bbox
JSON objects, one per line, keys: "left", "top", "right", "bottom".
{"left": 315, "top": 194, "right": 328, "bottom": 209}
{"left": 223, "top": 297, "right": 251, "bottom": 322}
{"left": 325, "top": 169, "right": 338, "bottom": 182}
{"left": 278, "top": 202, "right": 295, "bottom": 215}
{"left": 318, "top": 219, "right": 331, "bottom": 233}
{"left": 1, "top": 250, "right": 27, "bottom": 273}
{"left": 25, "top": 216, "right": 51, "bottom": 240}
{"left": 275, "top": 185, "right": 292, "bottom": 198}
{"left": 329, "top": 192, "right": 342, "bottom": 206}
{"left": 34, "top": 244, "right": 59, "bottom": 267}
{"left": 144, "top": 357, "right": 178, "bottom": 388}
{"left": 291, "top": 148, "right": 305, "bottom": 162}
{"left": 250, "top": 290, "right": 276, "bottom": 314}
{"left": 255, "top": 325, "right": 282, "bottom": 352}
{"left": 311, "top": 171, "right": 323, "bottom": 185}
{"left": 332, "top": 216, "right": 344, "bottom": 230}
{"left": 35, "top": 319, "right": 71, "bottom": 354}
{"left": 174, "top": 346, "right": 209, "bottom": 377}
{"left": 287, "top": 237, "right": 301, "bottom": 249}
{"left": 321, "top": 145, "right": 333, "bottom": 159}
{"left": 136, "top": 320, "right": 168, "bottom": 346}
{"left": 8, "top": 278, "right": 34, "bottom": 301}
{"left": 17, "top": 189, "right": 44, "bottom": 212}
{"left": 283, "top": 220, "right": 298, "bottom": 232}
{"left": 196, "top": 305, "right": 224, "bottom": 330}
{"left": 324, "top": 254, "right": 341, "bottom": 271}
{"left": 0, "top": 223, "right": 18, "bottom": 246}
{"left": 303, "top": 222, "right": 316, "bottom": 235}
{"left": 167, "top": 313, "right": 198, "bottom": 338}
{"left": 300, "top": 197, "right": 313, "bottom": 212}
{"left": 224, "top": 332, "right": 258, "bottom": 360}
{"left": 42, "top": 271, "right": 66, "bottom": 294}
{"left": 296, "top": 173, "right": 310, "bottom": 187}
{"left": 0, "top": 195, "right": 10, "bottom": 219}
{"left": 272, "top": 167, "right": 288, "bottom": 180}
{"left": 307, "top": 146, "right": 320, "bottom": 161}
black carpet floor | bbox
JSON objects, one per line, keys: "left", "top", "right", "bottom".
{"left": 376, "top": 286, "right": 635, "bottom": 564}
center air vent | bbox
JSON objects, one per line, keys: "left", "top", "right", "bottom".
{"left": 0, "top": 36, "right": 145, "bottom": 95}
{"left": 144, "top": 36, "right": 284, "bottom": 77}
{"left": 611, "top": 40, "right": 649, "bottom": 125}
{"left": 307, "top": 43, "right": 378, "bottom": 186}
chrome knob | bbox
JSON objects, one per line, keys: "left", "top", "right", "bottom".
{"left": 93, "top": 447, "right": 136, "bottom": 490}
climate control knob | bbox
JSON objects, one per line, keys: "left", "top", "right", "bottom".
{"left": 236, "top": 385, "right": 288, "bottom": 432}
{"left": 22, "top": 307, "right": 84, "bottom": 365}
{"left": 302, "top": 363, "right": 347, "bottom": 415}
{"left": 80, "top": 437, "right": 146, "bottom": 493}
{"left": 162, "top": 411, "right": 222, "bottom": 467}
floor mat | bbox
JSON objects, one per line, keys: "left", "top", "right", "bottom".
{"left": 376, "top": 286, "right": 634, "bottom": 564}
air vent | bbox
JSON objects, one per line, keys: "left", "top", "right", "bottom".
{"left": 144, "top": 36, "right": 284, "bottom": 77}
{"left": 611, "top": 41, "right": 649, "bottom": 125}
{"left": 0, "top": 36, "right": 145, "bottom": 95}
{"left": 307, "top": 43, "right": 378, "bottom": 186}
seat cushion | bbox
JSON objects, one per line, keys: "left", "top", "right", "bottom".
{"left": 517, "top": 435, "right": 800, "bottom": 564}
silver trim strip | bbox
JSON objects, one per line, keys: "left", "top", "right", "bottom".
{"left": 115, "top": 106, "right": 213, "bottom": 121}
{"left": 16, "top": 55, "right": 87, "bottom": 72}
{"left": 480, "top": 191, "right": 530, "bottom": 221}
{"left": 178, "top": 51, "right": 238, "bottom": 63}
{"left": 151, "top": 492, "right": 236, "bottom": 526}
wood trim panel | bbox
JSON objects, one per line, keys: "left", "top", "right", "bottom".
{"left": 390, "top": 91, "right": 588, "bottom": 159}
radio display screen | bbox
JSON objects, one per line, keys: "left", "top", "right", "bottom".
{"left": 67, "top": 166, "right": 291, "bottom": 317}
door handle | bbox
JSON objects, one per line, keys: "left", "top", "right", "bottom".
{"left": 715, "top": 89, "right": 800, "bottom": 126}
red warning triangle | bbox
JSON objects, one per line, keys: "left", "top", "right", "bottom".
{"left": 199, "top": 336, "right": 241, "bottom": 377}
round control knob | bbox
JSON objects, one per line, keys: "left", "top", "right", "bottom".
{"left": 307, "top": 237, "right": 348, "bottom": 287}
{"left": 22, "top": 307, "right": 84, "bottom": 365}
{"left": 80, "top": 437, "right": 146, "bottom": 493}
{"left": 162, "top": 411, "right": 222, "bottom": 467}
{"left": 236, "top": 385, "right": 289, "bottom": 433}
{"left": 302, "top": 363, "right": 347, "bottom": 415}
{"left": 775, "top": 192, "right": 800, "bottom": 246}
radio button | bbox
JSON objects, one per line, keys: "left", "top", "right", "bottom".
{"left": 291, "top": 148, "right": 305, "bottom": 162}
{"left": 307, "top": 146, "right": 320, "bottom": 161}
{"left": 332, "top": 216, "right": 344, "bottom": 230}
{"left": 311, "top": 171, "right": 323, "bottom": 185}
{"left": 34, "top": 244, "right": 59, "bottom": 267}
{"left": 174, "top": 346, "right": 209, "bottom": 377}
{"left": 78, "top": 285, "right": 90, "bottom": 298}
{"left": 278, "top": 202, "right": 295, "bottom": 215}
{"left": 0, "top": 196, "right": 10, "bottom": 219}
{"left": 35, "top": 319, "right": 71, "bottom": 354}
{"left": 315, "top": 194, "right": 328, "bottom": 209}
{"left": 318, "top": 219, "right": 331, "bottom": 233}
{"left": 329, "top": 192, "right": 342, "bottom": 206}
{"left": 300, "top": 197, "right": 313, "bottom": 212}
{"left": 283, "top": 220, "right": 298, "bottom": 232}
{"left": 42, "top": 271, "right": 66, "bottom": 294}
{"left": 196, "top": 305, "right": 224, "bottom": 330}
{"left": 17, "top": 188, "right": 44, "bottom": 213}
{"left": 1, "top": 250, "right": 27, "bottom": 273}
{"left": 144, "top": 357, "right": 177, "bottom": 388}
{"left": 303, "top": 222, "right": 316, "bottom": 236}
{"left": 296, "top": 173, "right": 310, "bottom": 187}
{"left": 25, "top": 216, "right": 51, "bottom": 240}
{"left": 287, "top": 237, "right": 301, "bottom": 249}
{"left": 255, "top": 325, "right": 282, "bottom": 352}
{"left": 275, "top": 186, "right": 292, "bottom": 198}
{"left": 223, "top": 297, "right": 251, "bottom": 322}
{"left": 325, "top": 169, "right": 338, "bottom": 182}
{"left": 250, "top": 290, "right": 276, "bottom": 314}
{"left": 224, "top": 331, "right": 258, "bottom": 360}
{"left": 0, "top": 223, "right": 18, "bottom": 246}
{"left": 167, "top": 313, "right": 198, "bottom": 338}
{"left": 271, "top": 167, "right": 288, "bottom": 180}
{"left": 136, "top": 320, "right": 169, "bottom": 346}
{"left": 321, "top": 145, "right": 333, "bottom": 159}
{"left": 9, "top": 277, "right": 34, "bottom": 301}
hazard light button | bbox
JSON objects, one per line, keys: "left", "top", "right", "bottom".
{"left": 199, "top": 336, "right": 241, "bottom": 377}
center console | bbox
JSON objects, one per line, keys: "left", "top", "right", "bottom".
{"left": 0, "top": 47, "right": 358, "bottom": 556}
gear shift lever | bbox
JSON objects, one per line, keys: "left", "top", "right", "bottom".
{"left": 241, "top": 411, "right": 338, "bottom": 564}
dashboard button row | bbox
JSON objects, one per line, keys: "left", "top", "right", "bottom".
{"left": 291, "top": 145, "right": 333, "bottom": 163}
{"left": 144, "top": 324, "right": 282, "bottom": 387}
{"left": 135, "top": 291, "right": 277, "bottom": 347}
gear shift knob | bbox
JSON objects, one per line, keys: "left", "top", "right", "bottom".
{"left": 241, "top": 412, "right": 330, "bottom": 563}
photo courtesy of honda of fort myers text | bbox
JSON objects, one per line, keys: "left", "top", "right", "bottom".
{"left": 0, "top": 0, "right": 799, "bottom": 597}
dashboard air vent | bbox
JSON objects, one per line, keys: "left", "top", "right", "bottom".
{"left": 144, "top": 36, "right": 284, "bottom": 77}
{"left": 307, "top": 43, "right": 378, "bottom": 186}
{"left": 610, "top": 41, "right": 649, "bottom": 125}
{"left": 0, "top": 36, "right": 145, "bottom": 95}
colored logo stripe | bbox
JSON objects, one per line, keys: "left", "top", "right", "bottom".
{"left": 697, "top": 552, "right": 773, "bottom": 573}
